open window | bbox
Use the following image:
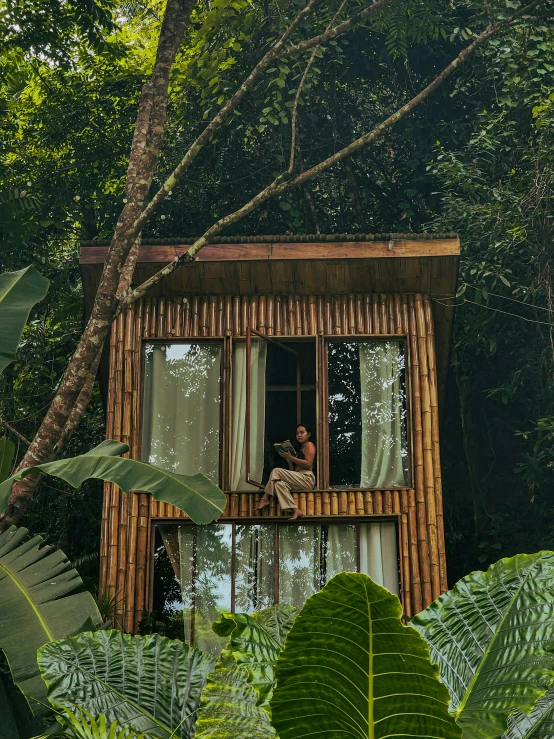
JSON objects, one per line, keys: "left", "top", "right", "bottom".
{"left": 154, "top": 517, "right": 400, "bottom": 653}
{"left": 236, "top": 328, "right": 317, "bottom": 490}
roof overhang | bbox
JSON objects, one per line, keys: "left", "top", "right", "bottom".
{"left": 80, "top": 234, "right": 459, "bottom": 408}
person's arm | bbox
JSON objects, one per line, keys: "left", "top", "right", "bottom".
{"left": 283, "top": 442, "right": 315, "bottom": 470}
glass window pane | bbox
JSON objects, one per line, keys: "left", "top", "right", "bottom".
{"left": 324, "top": 524, "right": 357, "bottom": 582}
{"left": 235, "top": 524, "right": 275, "bottom": 612}
{"left": 278, "top": 525, "right": 321, "bottom": 608}
{"left": 359, "top": 522, "right": 399, "bottom": 596}
{"left": 142, "top": 343, "right": 221, "bottom": 484}
{"left": 328, "top": 341, "right": 408, "bottom": 488}
{"left": 179, "top": 524, "right": 232, "bottom": 654}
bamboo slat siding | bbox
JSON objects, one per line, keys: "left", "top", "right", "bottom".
{"left": 99, "top": 293, "right": 446, "bottom": 632}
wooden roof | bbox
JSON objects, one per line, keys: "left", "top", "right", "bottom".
{"left": 80, "top": 233, "right": 459, "bottom": 406}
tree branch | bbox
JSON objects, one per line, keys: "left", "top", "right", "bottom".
{"left": 124, "top": 0, "right": 545, "bottom": 306}
{"left": 132, "top": 0, "right": 394, "bottom": 234}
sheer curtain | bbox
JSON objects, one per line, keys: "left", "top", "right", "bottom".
{"left": 235, "top": 524, "right": 274, "bottom": 612}
{"left": 359, "top": 342, "right": 407, "bottom": 488}
{"left": 231, "top": 341, "right": 267, "bottom": 490}
{"left": 359, "top": 521, "right": 399, "bottom": 596}
{"left": 141, "top": 343, "right": 221, "bottom": 483}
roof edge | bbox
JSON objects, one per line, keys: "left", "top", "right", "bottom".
{"left": 80, "top": 232, "right": 459, "bottom": 247}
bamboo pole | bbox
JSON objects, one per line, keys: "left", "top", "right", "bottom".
{"left": 408, "top": 296, "right": 432, "bottom": 607}
{"left": 424, "top": 297, "right": 447, "bottom": 592}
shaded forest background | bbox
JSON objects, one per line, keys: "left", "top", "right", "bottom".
{"left": 1, "top": 0, "right": 553, "bottom": 589}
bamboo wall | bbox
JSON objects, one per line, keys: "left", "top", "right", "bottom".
{"left": 99, "top": 293, "right": 446, "bottom": 632}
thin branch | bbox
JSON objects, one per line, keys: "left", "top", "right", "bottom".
{"left": 123, "top": 0, "right": 545, "bottom": 307}
{"left": 132, "top": 0, "right": 394, "bottom": 234}
{"left": 0, "top": 420, "right": 31, "bottom": 447}
{"left": 289, "top": 0, "right": 348, "bottom": 172}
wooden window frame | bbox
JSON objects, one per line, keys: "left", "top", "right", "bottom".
{"left": 139, "top": 338, "right": 228, "bottom": 489}
{"left": 322, "top": 335, "right": 413, "bottom": 491}
{"left": 151, "top": 514, "right": 403, "bottom": 617}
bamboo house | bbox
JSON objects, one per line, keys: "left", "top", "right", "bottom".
{"left": 80, "top": 233, "right": 459, "bottom": 645}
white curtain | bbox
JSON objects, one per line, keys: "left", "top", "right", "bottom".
{"left": 141, "top": 343, "right": 221, "bottom": 483}
{"left": 235, "top": 524, "right": 274, "bottom": 612}
{"left": 231, "top": 341, "right": 267, "bottom": 490}
{"left": 279, "top": 525, "right": 321, "bottom": 609}
{"left": 325, "top": 525, "right": 357, "bottom": 579}
{"left": 359, "top": 342, "right": 407, "bottom": 488}
{"left": 359, "top": 521, "right": 399, "bottom": 596}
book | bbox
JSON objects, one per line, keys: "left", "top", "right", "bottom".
{"left": 273, "top": 440, "right": 296, "bottom": 456}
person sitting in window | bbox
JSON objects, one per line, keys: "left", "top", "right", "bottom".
{"left": 254, "top": 424, "right": 316, "bottom": 521}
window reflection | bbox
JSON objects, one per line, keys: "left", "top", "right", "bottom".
{"left": 141, "top": 343, "right": 221, "bottom": 483}
{"left": 235, "top": 524, "right": 274, "bottom": 612}
{"left": 328, "top": 341, "right": 408, "bottom": 488}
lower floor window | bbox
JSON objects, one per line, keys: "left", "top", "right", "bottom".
{"left": 155, "top": 520, "right": 399, "bottom": 654}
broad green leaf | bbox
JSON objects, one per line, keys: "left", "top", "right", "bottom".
{"left": 0, "top": 436, "right": 16, "bottom": 483}
{"left": 0, "top": 266, "right": 49, "bottom": 374}
{"left": 38, "top": 630, "right": 217, "bottom": 739}
{"left": 270, "top": 572, "right": 460, "bottom": 739}
{"left": 0, "top": 526, "right": 101, "bottom": 717}
{"left": 0, "top": 439, "right": 226, "bottom": 524}
{"left": 42, "top": 707, "right": 151, "bottom": 739}
{"left": 0, "top": 669, "right": 45, "bottom": 738}
{"left": 212, "top": 604, "right": 297, "bottom": 709}
{"left": 503, "top": 686, "right": 554, "bottom": 739}
{"left": 412, "top": 552, "right": 554, "bottom": 739}
{"left": 195, "top": 650, "right": 276, "bottom": 738}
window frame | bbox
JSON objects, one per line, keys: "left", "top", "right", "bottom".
{"left": 322, "top": 335, "right": 413, "bottom": 491}
{"left": 139, "top": 338, "right": 228, "bottom": 488}
{"left": 150, "top": 514, "right": 403, "bottom": 619}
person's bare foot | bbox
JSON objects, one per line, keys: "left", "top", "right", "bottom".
{"left": 254, "top": 494, "right": 270, "bottom": 511}
{"left": 289, "top": 507, "right": 304, "bottom": 521}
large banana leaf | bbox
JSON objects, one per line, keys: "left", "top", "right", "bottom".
{"left": 0, "top": 526, "right": 101, "bottom": 717}
{"left": 195, "top": 650, "right": 277, "bottom": 738}
{"left": 270, "top": 572, "right": 461, "bottom": 739}
{"left": 0, "top": 436, "right": 16, "bottom": 483}
{"left": 0, "top": 439, "right": 226, "bottom": 524}
{"left": 212, "top": 604, "right": 297, "bottom": 709}
{"left": 0, "top": 265, "right": 49, "bottom": 374}
{"left": 38, "top": 630, "right": 217, "bottom": 739}
{"left": 411, "top": 551, "right": 554, "bottom": 739}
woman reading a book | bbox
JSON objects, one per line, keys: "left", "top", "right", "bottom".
{"left": 254, "top": 424, "right": 316, "bottom": 520}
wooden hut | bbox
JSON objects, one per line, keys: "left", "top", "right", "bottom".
{"left": 80, "top": 233, "right": 459, "bottom": 640}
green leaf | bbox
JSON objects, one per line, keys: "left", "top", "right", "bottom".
{"left": 0, "top": 436, "right": 16, "bottom": 483}
{"left": 0, "top": 526, "right": 101, "bottom": 717}
{"left": 39, "top": 631, "right": 217, "bottom": 739}
{"left": 49, "top": 707, "right": 150, "bottom": 739}
{"left": 270, "top": 572, "right": 460, "bottom": 739}
{"left": 503, "top": 686, "right": 554, "bottom": 739}
{"left": 0, "top": 266, "right": 49, "bottom": 374}
{"left": 412, "top": 552, "right": 554, "bottom": 739}
{"left": 212, "top": 604, "right": 297, "bottom": 709}
{"left": 195, "top": 650, "right": 277, "bottom": 738}
{"left": 0, "top": 439, "right": 226, "bottom": 524}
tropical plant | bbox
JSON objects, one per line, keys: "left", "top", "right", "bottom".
{"left": 0, "top": 526, "right": 101, "bottom": 720}
{"left": 38, "top": 630, "right": 217, "bottom": 739}
{"left": 35, "top": 707, "right": 150, "bottom": 739}
{"left": 411, "top": 551, "right": 554, "bottom": 739}
{"left": 0, "top": 265, "right": 49, "bottom": 376}
{"left": 0, "top": 439, "right": 225, "bottom": 525}
{"left": 211, "top": 604, "right": 297, "bottom": 710}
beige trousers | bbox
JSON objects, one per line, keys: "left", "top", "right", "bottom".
{"left": 264, "top": 467, "right": 315, "bottom": 510}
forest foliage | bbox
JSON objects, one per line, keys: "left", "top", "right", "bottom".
{"left": 0, "top": 0, "right": 553, "bottom": 582}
